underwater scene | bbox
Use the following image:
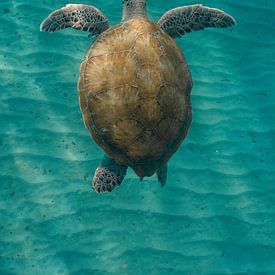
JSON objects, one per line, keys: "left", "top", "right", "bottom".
{"left": 0, "top": 0, "right": 274, "bottom": 274}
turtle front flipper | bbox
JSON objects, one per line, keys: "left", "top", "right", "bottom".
{"left": 157, "top": 164, "right": 167, "bottom": 187}
{"left": 93, "top": 155, "right": 128, "bottom": 193}
{"left": 157, "top": 4, "right": 236, "bottom": 39}
{"left": 40, "top": 4, "right": 109, "bottom": 36}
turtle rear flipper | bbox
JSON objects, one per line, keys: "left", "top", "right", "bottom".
{"left": 40, "top": 4, "right": 109, "bottom": 36}
{"left": 93, "top": 155, "right": 128, "bottom": 193}
{"left": 157, "top": 164, "right": 167, "bottom": 186}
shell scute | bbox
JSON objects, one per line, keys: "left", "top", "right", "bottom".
{"left": 84, "top": 51, "right": 137, "bottom": 94}
{"left": 156, "top": 117, "right": 183, "bottom": 148}
{"left": 134, "top": 33, "right": 163, "bottom": 65}
{"left": 88, "top": 25, "right": 139, "bottom": 57}
{"left": 126, "top": 130, "right": 165, "bottom": 161}
{"left": 87, "top": 86, "right": 140, "bottom": 130}
{"left": 158, "top": 85, "right": 187, "bottom": 121}
{"left": 111, "top": 119, "right": 145, "bottom": 148}
{"left": 134, "top": 98, "right": 163, "bottom": 129}
{"left": 136, "top": 64, "right": 162, "bottom": 98}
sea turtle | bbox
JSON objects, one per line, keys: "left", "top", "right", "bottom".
{"left": 40, "top": 1, "right": 236, "bottom": 193}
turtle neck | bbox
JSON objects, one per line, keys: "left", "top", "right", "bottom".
{"left": 122, "top": 0, "right": 147, "bottom": 21}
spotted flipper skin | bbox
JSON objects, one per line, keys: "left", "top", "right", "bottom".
{"left": 40, "top": 4, "right": 109, "bottom": 36}
{"left": 158, "top": 4, "right": 236, "bottom": 39}
{"left": 157, "top": 164, "right": 167, "bottom": 186}
{"left": 93, "top": 155, "right": 128, "bottom": 193}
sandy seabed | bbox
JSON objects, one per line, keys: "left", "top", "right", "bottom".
{"left": 0, "top": 0, "right": 274, "bottom": 274}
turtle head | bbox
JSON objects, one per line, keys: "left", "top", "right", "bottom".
{"left": 122, "top": 0, "right": 147, "bottom": 21}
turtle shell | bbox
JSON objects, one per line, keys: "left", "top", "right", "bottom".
{"left": 78, "top": 18, "right": 192, "bottom": 178}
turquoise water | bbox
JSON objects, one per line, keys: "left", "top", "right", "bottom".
{"left": 0, "top": 0, "right": 274, "bottom": 274}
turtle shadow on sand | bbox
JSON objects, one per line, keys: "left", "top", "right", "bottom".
{"left": 40, "top": 0, "right": 236, "bottom": 193}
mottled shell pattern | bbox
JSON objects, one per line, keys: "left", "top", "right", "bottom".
{"left": 78, "top": 18, "right": 192, "bottom": 177}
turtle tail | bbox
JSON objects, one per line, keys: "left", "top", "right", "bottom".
{"left": 93, "top": 155, "right": 128, "bottom": 193}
